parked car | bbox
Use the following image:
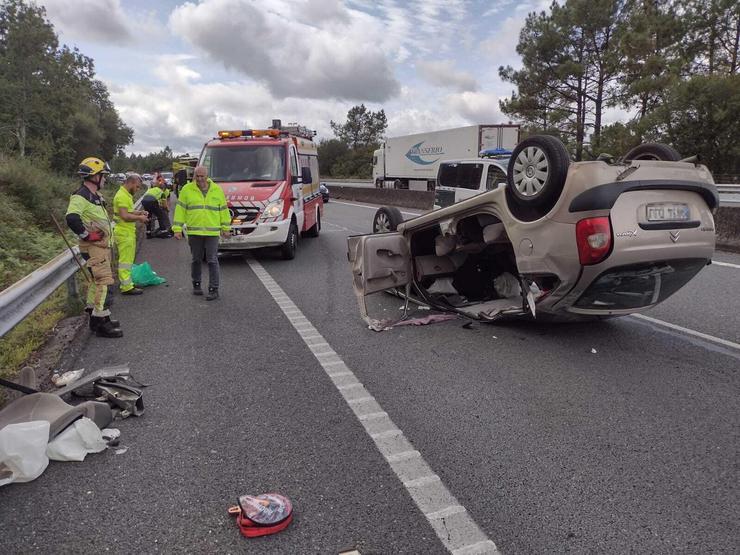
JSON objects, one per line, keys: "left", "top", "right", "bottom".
{"left": 348, "top": 136, "right": 719, "bottom": 328}
{"left": 320, "top": 183, "right": 330, "bottom": 203}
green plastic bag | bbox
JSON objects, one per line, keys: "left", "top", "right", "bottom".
{"left": 131, "top": 262, "right": 167, "bottom": 287}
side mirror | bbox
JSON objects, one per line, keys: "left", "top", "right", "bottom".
{"left": 301, "top": 166, "right": 312, "bottom": 184}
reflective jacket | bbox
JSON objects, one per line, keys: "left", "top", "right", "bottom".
{"left": 112, "top": 186, "right": 136, "bottom": 234}
{"left": 66, "top": 185, "right": 112, "bottom": 245}
{"left": 144, "top": 186, "right": 163, "bottom": 201}
{"left": 172, "top": 179, "right": 230, "bottom": 236}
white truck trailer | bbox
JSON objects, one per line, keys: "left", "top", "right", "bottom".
{"left": 372, "top": 124, "right": 520, "bottom": 190}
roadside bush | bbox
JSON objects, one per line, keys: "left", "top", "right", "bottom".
{"left": 0, "top": 155, "right": 78, "bottom": 226}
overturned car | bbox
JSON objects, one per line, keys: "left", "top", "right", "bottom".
{"left": 348, "top": 136, "right": 718, "bottom": 329}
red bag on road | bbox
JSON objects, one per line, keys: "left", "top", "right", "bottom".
{"left": 228, "top": 493, "right": 293, "bottom": 538}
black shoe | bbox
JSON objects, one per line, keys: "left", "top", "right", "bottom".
{"left": 121, "top": 287, "right": 144, "bottom": 296}
{"left": 87, "top": 310, "right": 119, "bottom": 329}
{"left": 90, "top": 316, "right": 123, "bottom": 338}
{"left": 206, "top": 288, "right": 219, "bottom": 301}
{"left": 146, "top": 231, "right": 153, "bottom": 239}
{"left": 193, "top": 282, "right": 203, "bottom": 296}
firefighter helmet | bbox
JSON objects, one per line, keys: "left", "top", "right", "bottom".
{"left": 78, "top": 157, "right": 111, "bottom": 178}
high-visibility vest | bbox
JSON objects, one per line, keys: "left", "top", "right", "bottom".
{"left": 172, "top": 179, "right": 230, "bottom": 236}
{"left": 66, "top": 185, "right": 112, "bottom": 245}
{"left": 112, "top": 186, "right": 136, "bottom": 234}
{"left": 144, "top": 186, "right": 163, "bottom": 201}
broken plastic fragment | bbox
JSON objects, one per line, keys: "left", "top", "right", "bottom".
{"left": 51, "top": 369, "right": 85, "bottom": 387}
{"left": 590, "top": 348, "right": 597, "bottom": 354}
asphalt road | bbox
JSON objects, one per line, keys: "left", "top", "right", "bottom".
{"left": 1, "top": 200, "right": 738, "bottom": 554}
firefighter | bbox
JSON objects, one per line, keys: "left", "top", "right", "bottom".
{"left": 172, "top": 165, "right": 230, "bottom": 300}
{"left": 141, "top": 176, "right": 172, "bottom": 237}
{"left": 113, "top": 173, "right": 149, "bottom": 295}
{"left": 65, "top": 157, "right": 122, "bottom": 338}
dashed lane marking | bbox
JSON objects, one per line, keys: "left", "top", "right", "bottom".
{"left": 246, "top": 257, "right": 499, "bottom": 555}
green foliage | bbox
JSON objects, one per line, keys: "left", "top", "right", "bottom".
{"left": 323, "top": 105, "right": 387, "bottom": 178}
{"left": 329, "top": 145, "right": 376, "bottom": 179}
{"left": 330, "top": 104, "right": 387, "bottom": 149}
{"left": 0, "top": 0, "right": 133, "bottom": 172}
{"left": 111, "top": 146, "right": 175, "bottom": 173}
{"left": 500, "top": 0, "right": 739, "bottom": 174}
{"left": 317, "top": 139, "right": 349, "bottom": 176}
{"left": 641, "top": 74, "right": 740, "bottom": 175}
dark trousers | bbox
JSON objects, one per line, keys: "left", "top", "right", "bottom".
{"left": 188, "top": 235, "right": 220, "bottom": 289}
{"left": 142, "top": 197, "right": 170, "bottom": 233}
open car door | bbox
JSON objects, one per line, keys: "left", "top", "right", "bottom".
{"left": 347, "top": 233, "right": 411, "bottom": 330}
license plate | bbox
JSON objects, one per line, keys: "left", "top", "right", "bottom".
{"left": 646, "top": 203, "right": 690, "bottom": 222}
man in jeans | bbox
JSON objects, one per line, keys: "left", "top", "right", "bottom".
{"left": 172, "top": 166, "right": 230, "bottom": 300}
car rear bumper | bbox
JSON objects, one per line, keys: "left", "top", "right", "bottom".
{"left": 218, "top": 219, "right": 290, "bottom": 250}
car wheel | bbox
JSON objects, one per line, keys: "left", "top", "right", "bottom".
{"left": 304, "top": 209, "right": 320, "bottom": 238}
{"left": 624, "top": 143, "right": 681, "bottom": 161}
{"left": 372, "top": 206, "right": 403, "bottom": 233}
{"left": 281, "top": 221, "right": 298, "bottom": 259}
{"left": 506, "top": 135, "right": 570, "bottom": 220}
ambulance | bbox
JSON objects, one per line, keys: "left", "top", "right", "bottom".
{"left": 198, "top": 120, "right": 323, "bottom": 259}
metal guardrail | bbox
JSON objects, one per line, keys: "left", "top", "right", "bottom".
{"left": 0, "top": 191, "right": 147, "bottom": 338}
{"left": 716, "top": 184, "right": 740, "bottom": 194}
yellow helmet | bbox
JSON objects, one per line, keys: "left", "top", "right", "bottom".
{"left": 78, "top": 157, "right": 111, "bottom": 178}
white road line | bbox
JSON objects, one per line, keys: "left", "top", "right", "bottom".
{"left": 246, "top": 257, "right": 499, "bottom": 555}
{"left": 631, "top": 314, "right": 740, "bottom": 351}
{"left": 332, "top": 200, "right": 421, "bottom": 217}
{"left": 712, "top": 260, "right": 740, "bottom": 269}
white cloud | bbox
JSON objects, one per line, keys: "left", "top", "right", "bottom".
{"left": 445, "top": 91, "right": 506, "bottom": 123}
{"left": 416, "top": 60, "right": 478, "bottom": 92}
{"left": 41, "top": 0, "right": 133, "bottom": 44}
{"left": 169, "top": 0, "right": 400, "bottom": 102}
{"left": 107, "top": 67, "right": 355, "bottom": 154}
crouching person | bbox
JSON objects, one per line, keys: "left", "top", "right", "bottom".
{"left": 66, "top": 157, "right": 122, "bottom": 338}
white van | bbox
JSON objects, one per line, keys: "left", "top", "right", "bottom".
{"left": 434, "top": 158, "right": 510, "bottom": 208}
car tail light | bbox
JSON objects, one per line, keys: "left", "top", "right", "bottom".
{"left": 576, "top": 217, "right": 612, "bottom": 265}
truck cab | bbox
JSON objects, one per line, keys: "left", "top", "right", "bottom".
{"left": 198, "top": 123, "right": 323, "bottom": 259}
{"left": 434, "top": 157, "right": 509, "bottom": 208}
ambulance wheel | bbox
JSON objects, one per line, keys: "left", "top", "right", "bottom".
{"left": 373, "top": 206, "right": 403, "bottom": 233}
{"left": 281, "top": 221, "right": 298, "bottom": 260}
{"left": 304, "top": 209, "right": 320, "bottom": 238}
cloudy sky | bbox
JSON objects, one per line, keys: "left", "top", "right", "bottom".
{"left": 39, "top": 0, "right": 552, "bottom": 155}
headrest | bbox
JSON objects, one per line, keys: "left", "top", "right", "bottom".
{"left": 483, "top": 223, "right": 506, "bottom": 244}
{"left": 435, "top": 234, "right": 457, "bottom": 256}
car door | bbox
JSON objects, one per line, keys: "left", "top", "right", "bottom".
{"left": 347, "top": 233, "right": 412, "bottom": 296}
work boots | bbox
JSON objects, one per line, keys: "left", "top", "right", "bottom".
{"left": 193, "top": 281, "right": 203, "bottom": 296}
{"left": 206, "top": 287, "right": 219, "bottom": 301}
{"left": 89, "top": 315, "right": 123, "bottom": 338}
{"left": 86, "top": 308, "right": 119, "bottom": 328}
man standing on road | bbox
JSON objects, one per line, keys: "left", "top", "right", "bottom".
{"left": 65, "top": 157, "right": 123, "bottom": 338}
{"left": 172, "top": 165, "right": 230, "bottom": 301}
{"left": 113, "top": 173, "right": 149, "bottom": 296}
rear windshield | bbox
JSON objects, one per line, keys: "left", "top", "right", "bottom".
{"left": 200, "top": 145, "right": 286, "bottom": 182}
{"left": 575, "top": 259, "right": 708, "bottom": 310}
{"left": 438, "top": 163, "right": 483, "bottom": 190}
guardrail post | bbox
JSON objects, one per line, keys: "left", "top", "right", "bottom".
{"left": 66, "top": 274, "right": 79, "bottom": 299}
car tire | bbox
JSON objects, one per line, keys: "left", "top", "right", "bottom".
{"left": 372, "top": 206, "right": 403, "bottom": 233}
{"left": 281, "top": 220, "right": 298, "bottom": 259}
{"left": 304, "top": 209, "right": 320, "bottom": 238}
{"left": 506, "top": 135, "right": 570, "bottom": 221}
{"left": 624, "top": 143, "right": 681, "bottom": 161}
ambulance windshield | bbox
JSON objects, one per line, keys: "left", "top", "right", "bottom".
{"left": 201, "top": 145, "right": 286, "bottom": 182}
